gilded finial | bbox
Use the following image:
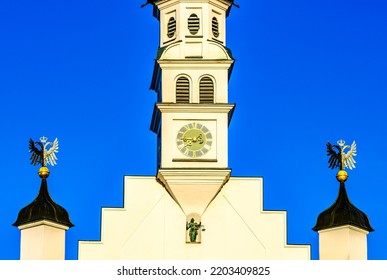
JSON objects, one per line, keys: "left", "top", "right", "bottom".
{"left": 29, "top": 136, "right": 59, "bottom": 178}
{"left": 326, "top": 139, "right": 357, "bottom": 182}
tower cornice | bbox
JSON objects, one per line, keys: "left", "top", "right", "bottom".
{"left": 150, "top": 103, "right": 235, "bottom": 134}
{"left": 157, "top": 59, "right": 234, "bottom": 67}
{"left": 156, "top": 102, "right": 235, "bottom": 113}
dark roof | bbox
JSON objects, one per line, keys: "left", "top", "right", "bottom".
{"left": 142, "top": 0, "right": 237, "bottom": 5}
{"left": 313, "top": 182, "right": 374, "bottom": 232}
{"left": 13, "top": 179, "right": 74, "bottom": 228}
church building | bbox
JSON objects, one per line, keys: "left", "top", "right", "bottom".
{"left": 14, "top": 0, "right": 373, "bottom": 260}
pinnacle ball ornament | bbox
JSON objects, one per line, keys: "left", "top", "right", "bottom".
{"left": 336, "top": 170, "right": 348, "bottom": 183}
{"left": 38, "top": 166, "right": 50, "bottom": 179}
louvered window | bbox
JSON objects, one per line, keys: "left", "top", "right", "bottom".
{"left": 212, "top": 17, "right": 219, "bottom": 38}
{"left": 176, "top": 77, "right": 190, "bottom": 103}
{"left": 167, "top": 17, "right": 176, "bottom": 38}
{"left": 188, "top": 14, "right": 200, "bottom": 35}
{"left": 199, "top": 77, "right": 214, "bottom": 103}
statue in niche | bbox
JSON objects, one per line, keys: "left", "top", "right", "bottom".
{"left": 186, "top": 218, "right": 201, "bottom": 242}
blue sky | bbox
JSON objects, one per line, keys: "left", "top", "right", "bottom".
{"left": 0, "top": 0, "right": 386, "bottom": 260}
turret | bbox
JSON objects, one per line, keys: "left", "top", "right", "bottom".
{"left": 13, "top": 137, "right": 73, "bottom": 259}
{"left": 313, "top": 140, "right": 373, "bottom": 259}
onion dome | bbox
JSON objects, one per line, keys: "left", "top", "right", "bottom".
{"left": 313, "top": 182, "right": 373, "bottom": 232}
{"left": 13, "top": 178, "right": 74, "bottom": 228}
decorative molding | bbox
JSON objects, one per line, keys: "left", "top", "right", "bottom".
{"left": 318, "top": 225, "right": 370, "bottom": 235}
{"left": 17, "top": 219, "right": 70, "bottom": 231}
{"left": 156, "top": 103, "right": 235, "bottom": 113}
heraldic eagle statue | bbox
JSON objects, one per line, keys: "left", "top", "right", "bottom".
{"left": 29, "top": 136, "right": 59, "bottom": 167}
{"left": 326, "top": 139, "right": 357, "bottom": 170}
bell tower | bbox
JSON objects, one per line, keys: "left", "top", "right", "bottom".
{"left": 147, "top": 0, "right": 236, "bottom": 220}
{"left": 79, "top": 2, "right": 311, "bottom": 258}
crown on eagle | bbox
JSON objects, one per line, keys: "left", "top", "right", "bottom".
{"left": 40, "top": 136, "right": 48, "bottom": 143}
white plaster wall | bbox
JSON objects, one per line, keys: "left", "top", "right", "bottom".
{"left": 159, "top": 61, "right": 231, "bottom": 103}
{"left": 19, "top": 221, "right": 67, "bottom": 260}
{"left": 158, "top": 1, "right": 228, "bottom": 48}
{"left": 158, "top": 108, "right": 231, "bottom": 168}
{"left": 78, "top": 176, "right": 310, "bottom": 260}
{"left": 318, "top": 226, "right": 368, "bottom": 260}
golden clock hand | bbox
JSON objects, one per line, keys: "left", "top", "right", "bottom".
{"left": 182, "top": 137, "right": 193, "bottom": 146}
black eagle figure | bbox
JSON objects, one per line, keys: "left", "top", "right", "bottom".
{"left": 326, "top": 142, "right": 343, "bottom": 170}
{"left": 29, "top": 138, "right": 44, "bottom": 167}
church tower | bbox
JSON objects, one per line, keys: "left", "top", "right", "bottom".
{"left": 148, "top": 0, "right": 236, "bottom": 220}
{"left": 78, "top": 1, "right": 310, "bottom": 259}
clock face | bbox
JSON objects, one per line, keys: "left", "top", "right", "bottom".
{"left": 176, "top": 122, "right": 213, "bottom": 158}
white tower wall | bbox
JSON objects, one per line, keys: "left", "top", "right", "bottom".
{"left": 18, "top": 220, "right": 69, "bottom": 260}
{"left": 318, "top": 226, "right": 369, "bottom": 260}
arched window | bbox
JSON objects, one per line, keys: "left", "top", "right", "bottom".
{"left": 176, "top": 77, "right": 190, "bottom": 103}
{"left": 199, "top": 77, "right": 214, "bottom": 103}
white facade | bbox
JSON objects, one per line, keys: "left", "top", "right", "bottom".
{"left": 78, "top": 176, "right": 310, "bottom": 259}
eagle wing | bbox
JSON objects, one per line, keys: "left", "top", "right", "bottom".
{"left": 45, "top": 138, "right": 59, "bottom": 166}
{"left": 29, "top": 138, "right": 42, "bottom": 166}
{"left": 327, "top": 142, "right": 341, "bottom": 169}
{"left": 343, "top": 141, "right": 357, "bottom": 170}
